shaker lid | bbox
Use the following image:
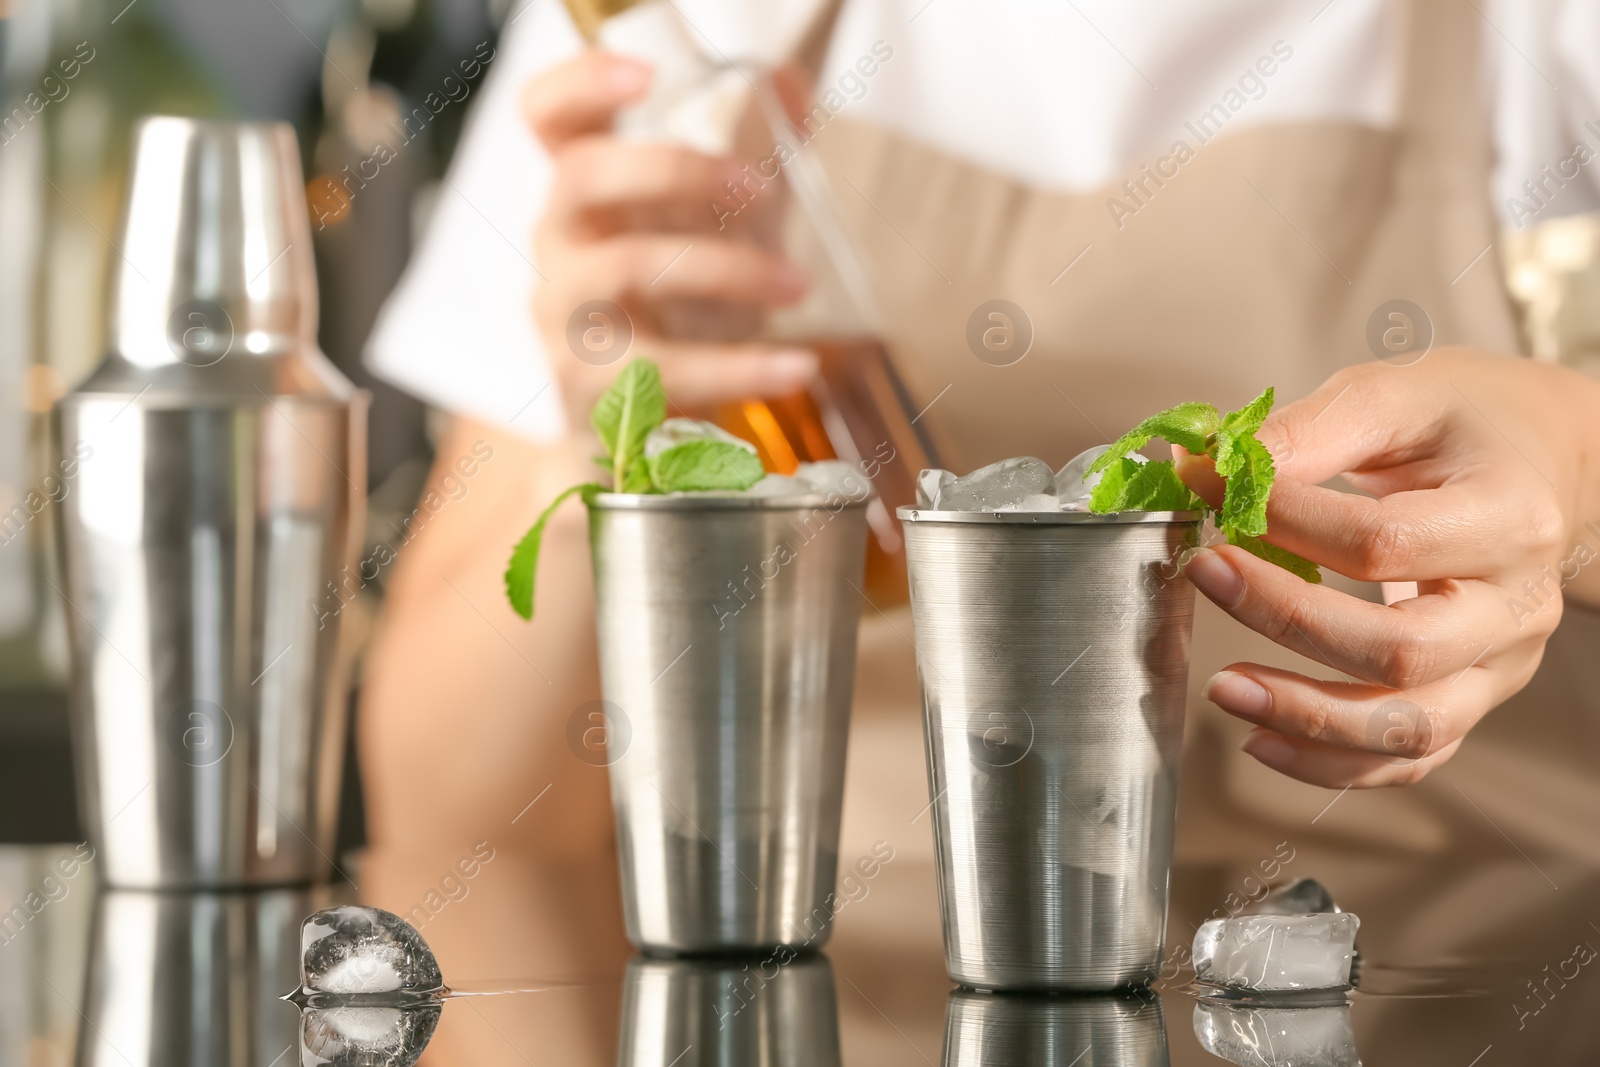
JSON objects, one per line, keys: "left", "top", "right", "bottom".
{"left": 75, "top": 116, "right": 351, "bottom": 402}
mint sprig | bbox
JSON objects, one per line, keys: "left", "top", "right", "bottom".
{"left": 504, "top": 358, "right": 768, "bottom": 619}
{"left": 1086, "top": 387, "right": 1321, "bottom": 583}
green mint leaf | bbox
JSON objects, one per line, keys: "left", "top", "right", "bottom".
{"left": 619, "top": 455, "right": 654, "bottom": 493}
{"left": 1087, "top": 401, "right": 1219, "bottom": 477}
{"left": 590, "top": 359, "right": 666, "bottom": 488}
{"left": 1218, "top": 434, "right": 1274, "bottom": 537}
{"left": 1089, "top": 458, "right": 1201, "bottom": 513}
{"left": 1088, "top": 456, "right": 1140, "bottom": 512}
{"left": 1214, "top": 387, "right": 1274, "bottom": 477}
{"left": 504, "top": 482, "right": 600, "bottom": 620}
{"left": 1228, "top": 528, "right": 1322, "bottom": 584}
{"left": 649, "top": 440, "right": 765, "bottom": 492}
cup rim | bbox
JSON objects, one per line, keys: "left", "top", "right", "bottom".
{"left": 896, "top": 506, "right": 1201, "bottom": 525}
{"left": 590, "top": 491, "right": 871, "bottom": 512}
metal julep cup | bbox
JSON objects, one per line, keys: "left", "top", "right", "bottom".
{"left": 899, "top": 507, "right": 1199, "bottom": 990}
{"left": 55, "top": 118, "right": 366, "bottom": 888}
{"left": 589, "top": 491, "right": 868, "bottom": 952}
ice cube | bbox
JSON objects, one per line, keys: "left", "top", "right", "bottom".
{"left": 643, "top": 418, "right": 757, "bottom": 460}
{"left": 1192, "top": 913, "right": 1359, "bottom": 992}
{"left": 742, "top": 474, "right": 810, "bottom": 497}
{"left": 301, "top": 907, "right": 443, "bottom": 996}
{"left": 793, "top": 460, "right": 869, "bottom": 499}
{"left": 299, "top": 1005, "right": 440, "bottom": 1067}
{"left": 940, "top": 457, "right": 1056, "bottom": 512}
{"left": 1194, "top": 1000, "right": 1359, "bottom": 1067}
{"left": 917, "top": 468, "right": 954, "bottom": 508}
{"left": 1053, "top": 444, "right": 1148, "bottom": 509}
{"left": 1008, "top": 493, "right": 1062, "bottom": 512}
{"left": 1245, "top": 878, "right": 1339, "bottom": 916}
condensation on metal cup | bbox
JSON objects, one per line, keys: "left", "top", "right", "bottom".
{"left": 589, "top": 492, "right": 868, "bottom": 953}
{"left": 618, "top": 953, "right": 842, "bottom": 1066}
{"left": 899, "top": 507, "right": 1200, "bottom": 990}
{"left": 942, "top": 989, "right": 1169, "bottom": 1066}
{"left": 54, "top": 118, "right": 366, "bottom": 888}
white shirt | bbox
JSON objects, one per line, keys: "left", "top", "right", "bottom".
{"left": 365, "top": 0, "right": 1600, "bottom": 441}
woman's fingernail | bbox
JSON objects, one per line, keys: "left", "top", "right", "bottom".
{"left": 1184, "top": 548, "right": 1245, "bottom": 607}
{"left": 1204, "top": 671, "right": 1272, "bottom": 722}
{"left": 1241, "top": 730, "right": 1296, "bottom": 767}
{"left": 606, "top": 58, "right": 652, "bottom": 94}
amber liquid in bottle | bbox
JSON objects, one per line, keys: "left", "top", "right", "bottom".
{"left": 712, "top": 337, "right": 939, "bottom": 608}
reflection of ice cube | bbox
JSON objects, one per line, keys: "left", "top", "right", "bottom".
{"left": 299, "top": 1005, "right": 440, "bottom": 1067}
{"left": 300, "top": 907, "right": 443, "bottom": 995}
{"left": 1194, "top": 1000, "right": 1360, "bottom": 1067}
{"left": 1246, "top": 878, "right": 1339, "bottom": 916}
{"left": 644, "top": 417, "right": 757, "bottom": 460}
{"left": 1193, "top": 913, "right": 1359, "bottom": 991}
{"left": 917, "top": 468, "right": 954, "bottom": 508}
{"left": 940, "top": 457, "right": 1055, "bottom": 512}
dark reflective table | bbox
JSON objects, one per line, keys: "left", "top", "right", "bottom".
{"left": 7, "top": 840, "right": 1600, "bottom": 1065}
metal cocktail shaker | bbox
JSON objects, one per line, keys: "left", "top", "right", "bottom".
{"left": 54, "top": 118, "right": 366, "bottom": 888}
{"left": 589, "top": 493, "right": 867, "bottom": 952}
{"left": 900, "top": 508, "right": 1198, "bottom": 990}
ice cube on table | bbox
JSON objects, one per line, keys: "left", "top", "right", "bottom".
{"left": 939, "top": 457, "right": 1056, "bottom": 511}
{"left": 301, "top": 907, "right": 443, "bottom": 996}
{"left": 1246, "top": 877, "right": 1339, "bottom": 916}
{"left": 1192, "top": 912, "right": 1359, "bottom": 992}
{"left": 1194, "top": 1000, "right": 1360, "bottom": 1067}
{"left": 916, "top": 468, "right": 954, "bottom": 509}
{"left": 643, "top": 417, "right": 757, "bottom": 460}
{"left": 300, "top": 1005, "right": 440, "bottom": 1067}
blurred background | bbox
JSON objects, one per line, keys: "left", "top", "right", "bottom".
{"left": 0, "top": 0, "right": 506, "bottom": 846}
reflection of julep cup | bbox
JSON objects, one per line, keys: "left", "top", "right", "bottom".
{"left": 618, "top": 953, "right": 841, "bottom": 1066}
{"left": 590, "top": 492, "right": 868, "bottom": 952}
{"left": 76, "top": 888, "right": 308, "bottom": 1066}
{"left": 54, "top": 118, "right": 366, "bottom": 888}
{"left": 899, "top": 508, "right": 1200, "bottom": 990}
{"left": 943, "top": 989, "right": 1169, "bottom": 1066}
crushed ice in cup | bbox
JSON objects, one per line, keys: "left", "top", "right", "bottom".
{"left": 300, "top": 1005, "right": 440, "bottom": 1067}
{"left": 1245, "top": 877, "right": 1339, "bottom": 916}
{"left": 743, "top": 474, "right": 808, "bottom": 496}
{"left": 1054, "top": 444, "right": 1128, "bottom": 510}
{"left": 793, "top": 460, "right": 867, "bottom": 498}
{"left": 917, "top": 468, "right": 954, "bottom": 508}
{"left": 644, "top": 417, "right": 757, "bottom": 460}
{"left": 938, "top": 457, "right": 1056, "bottom": 511}
{"left": 1194, "top": 1000, "right": 1359, "bottom": 1067}
{"left": 301, "top": 907, "right": 443, "bottom": 996}
{"left": 1193, "top": 912, "right": 1359, "bottom": 992}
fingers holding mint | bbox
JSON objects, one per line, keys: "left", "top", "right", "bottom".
{"left": 1086, "top": 387, "right": 1321, "bottom": 583}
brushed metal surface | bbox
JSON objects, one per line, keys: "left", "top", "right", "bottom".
{"left": 75, "top": 888, "right": 309, "bottom": 1067}
{"left": 590, "top": 493, "right": 868, "bottom": 952}
{"left": 55, "top": 118, "right": 365, "bottom": 888}
{"left": 618, "top": 953, "right": 841, "bottom": 1066}
{"left": 943, "top": 989, "right": 1169, "bottom": 1066}
{"left": 900, "top": 509, "right": 1199, "bottom": 990}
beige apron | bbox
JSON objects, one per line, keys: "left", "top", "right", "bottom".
{"left": 803, "top": 0, "right": 1600, "bottom": 996}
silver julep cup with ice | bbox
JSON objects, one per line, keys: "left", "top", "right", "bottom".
{"left": 900, "top": 503, "right": 1199, "bottom": 990}
{"left": 54, "top": 118, "right": 366, "bottom": 888}
{"left": 589, "top": 491, "right": 868, "bottom": 952}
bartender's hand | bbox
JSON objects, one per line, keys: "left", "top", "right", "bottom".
{"left": 1178, "top": 349, "right": 1600, "bottom": 788}
{"left": 523, "top": 51, "right": 818, "bottom": 417}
